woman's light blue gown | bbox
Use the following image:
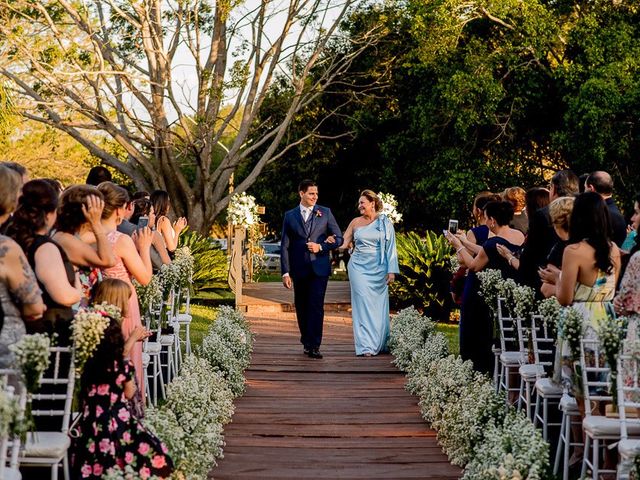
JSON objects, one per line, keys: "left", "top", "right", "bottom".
{"left": 348, "top": 215, "right": 399, "bottom": 355}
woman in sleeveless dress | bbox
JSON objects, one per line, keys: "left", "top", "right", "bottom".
{"left": 446, "top": 200, "right": 525, "bottom": 374}
{"left": 450, "top": 193, "right": 501, "bottom": 369}
{"left": 554, "top": 192, "right": 620, "bottom": 393}
{"left": 5, "top": 180, "right": 81, "bottom": 344}
{"left": 97, "top": 182, "right": 153, "bottom": 408}
{"left": 53, "top": 185, "right": 117, "bottom": 307}
{"left": 341, "top": 190, "right": 399, "bottom": 356}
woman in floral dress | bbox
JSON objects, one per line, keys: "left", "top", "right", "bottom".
{"left": 616, "top": 194, "right": 640, "bottom": 340}
{"left": 71, "top": 312, "right": 173, "bottom": 479}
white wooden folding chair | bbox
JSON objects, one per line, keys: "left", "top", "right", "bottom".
{"left": 616, "top": 354, "right": 640, "bottom": 480}
{"left": 497, "top": 297, "right": 523, "bottom": 403}
{"left": 19, "top": 347, "right": 75, "bottom": 480}
{"left": 0, "top": 369, "right": 23, "bottom": 480}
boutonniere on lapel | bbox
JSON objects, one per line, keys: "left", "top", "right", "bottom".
{"left": 315, "top": 210, "right": 323, "bottom": 218}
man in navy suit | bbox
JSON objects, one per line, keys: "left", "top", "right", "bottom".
{"left": 281, "top": 180, "right": 343, "bottom": 359}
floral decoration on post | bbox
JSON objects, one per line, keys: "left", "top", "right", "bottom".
{"left": 9, "top": 333, "right": 51, "bottom": 394}
{"left": 378, "top": 192, "right": 403, "bottom": 224}
{"left": 598, "top": 315, "right": 629, "bottom": 410}
{"left": 228, "top": 192, "right": 260, "bottom": 227}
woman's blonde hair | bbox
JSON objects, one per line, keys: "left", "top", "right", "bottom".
{"left": 0, "top": 165, "right": 23, "bottom": 216}
{"left": 549, "top": 196, "right": 575, "bottom": 233}
{"left": 93, "top": 278, "right": 132, "bottom": 318}
{"left": 359, "top": 189, "right": 383, "bottom": 212}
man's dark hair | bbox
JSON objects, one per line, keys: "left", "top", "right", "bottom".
{"left": 298, "top": 179, "right": 317, "bottom": 193}
{"left": 578, "top": 173, "right": 589, "bottom": 194}
{"left": 86, "top": 165, "right": 112, "bottom": 186}
{"left": 551, "top": 169, "right": 579, "bottom": 197}
{"left": 585, "top": 171, "right": 614, "bottom": 196}
{"left": 0, "top": 161, "right": 27, "bottom": 177}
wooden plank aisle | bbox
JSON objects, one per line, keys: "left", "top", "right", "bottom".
{"left": 209, "top": 307, "right": 461, "bottom": 479}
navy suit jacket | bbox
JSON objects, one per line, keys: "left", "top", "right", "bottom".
{"left": 280, "top": 205, "right": 343, "bottom": 278}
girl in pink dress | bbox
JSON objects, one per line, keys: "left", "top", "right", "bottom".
{"left": 97, "top": 182, "right": 154, "bottom": 409}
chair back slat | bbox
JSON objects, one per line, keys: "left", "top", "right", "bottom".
{"left": 580, "top": 338, "right": 611, "bottom": 416}
{"left": 498, "top": 297, "right": 519, "bottom": 353}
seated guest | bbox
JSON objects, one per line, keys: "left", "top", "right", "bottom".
{"left": 0, "top": 166, "right": 44, "bottom": 369}
{"left": 53, "top": 185, "right": 116, "bottom": 306}
{"left": 71, "top": 288, "right": 172, "bottom": 479}
{"left": 585, "top": 171, "right": 627, "bottom": 247}
{"left": 6, "top": 180, "right": 81, "bottom": 343}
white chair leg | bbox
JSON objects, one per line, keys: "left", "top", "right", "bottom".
{"left": 64, "top": 454, "right": 70, "bottom": 480}
{"left": 185, "top": 323, "right": 191, "bottom": 355}
{"left": 563, "top": 414, "right": 571, "bottom": 480}
{"left": 581, "top": 435, "right": 591, "bottom": 479}
{"left": 553, "top": 411, "right": 565, "bottom": 476}
{"left": 542, "top": 397, "right": 548, "bottom": 440}
{"left": 52, "top": 462, "right": 58, "bottom": 480}
{"left": 592, "top": 438, "right": 599, "bottom": 480}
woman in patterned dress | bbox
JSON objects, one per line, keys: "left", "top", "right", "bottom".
{"left": 71, "top": 307, "right": 173, "bottom": 479}
{"left": 97, "top": 182, "right": 153, "bottom": 408}
{"left": 616, "top": 194, "right": 640, "bottom": 337}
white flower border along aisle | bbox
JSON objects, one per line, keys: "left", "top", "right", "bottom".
{"left": 144, "top": 306, "right": 254, "bottom": 479}
{"left": 388, "top": 307, "right": 552, "bottom": 480}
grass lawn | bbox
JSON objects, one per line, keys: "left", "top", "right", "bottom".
{"left": 189, "top": 303, "right": 219, "bottom": 348}
{"left": 435, "top": 322, "right": 459, "bottom": 356}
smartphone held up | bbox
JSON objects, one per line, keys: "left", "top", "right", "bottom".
{"left": 448, "top": 219, "right": 459, "bottom": 235}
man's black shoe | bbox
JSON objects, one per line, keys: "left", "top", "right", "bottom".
{"left": 303, "top": 347, "right": 310, "bottom": 355}
{"left": 308, "top": 349, "right": 323, "bottom": 359}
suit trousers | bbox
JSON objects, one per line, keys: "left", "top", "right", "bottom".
{"left": 292, "top": 273, "right": 329, "bottom": 349}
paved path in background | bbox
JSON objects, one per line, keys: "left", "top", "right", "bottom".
{"left": 209, "top": 309, "right": 461, "bottom": 479}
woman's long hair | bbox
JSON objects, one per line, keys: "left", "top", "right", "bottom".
{"left": 56, "top": 185, "right": 103, "bottom": 234}
{"left": 6, "top": 179, "right": 58, "bottom": 251}
{"left": 569, "top": 191, "right": 614, "bottom": 273}
{"left": 150, "top": 190, "right": 170, "bottom": 221}
{"left": 80, "top": 316, "right": 125, "bottom": 394}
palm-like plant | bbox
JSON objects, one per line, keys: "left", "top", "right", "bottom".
{"left": 390, "top": 231, "right": 454, "bottom": 321}
{"left": 178, "top": 229, "right": 228, "bottom": 293}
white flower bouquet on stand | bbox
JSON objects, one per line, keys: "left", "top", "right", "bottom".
{"left": 228, "top": 192, "right": 260, "bottom": 227}
{"left": 9, "top": 333, "right": 51, "bottom": 394}
{"left": 71, "top": 303, "right": 117, "bottom": 378}
{"left": 378, "top": 192, "right": 402, "bottom": 224}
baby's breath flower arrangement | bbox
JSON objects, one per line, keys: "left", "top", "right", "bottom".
{"left": 228, "top": 192, "right": 260, "bottom": 227}
{"left": 462, "top": 411, "right": 550, "bottom": 480}
{"left": 449, "top": 254, "right": 460, "bottom": 273}
{"left": 173, "top": 246, "right": 195, "bottom": 288}
{"left": 510, "top": 284, "right": 536, "bottom": 320}
{"left": 377, "top": 192, "right": 403, "bottom": 224}
{"left": 557, "top": 308, "right": 585, "bottom": 362}
{"left": 598, "top": 315, "right": 629, "bottom": 407}
{"left": 71, "top": 304, "right": 116, "bottom": 378}
{"left": 9, "top": 333, "right": 51, "bottom": 393}
{"left": 388, "top": 307, "right": 436, "bottom": 371}
{"left": 477, "top": 269, "right": 504, "bottom": 316}
{"left": 134, "top": 274, "right": 164, "bottom": 315}
{"left": 405, "top": 333, "right": 449, "bottom": 395}
{"left": 537, "top": 297, "right": 562, "bottom": 330}
{"left": 0, "top": 387, "right": 23, "bottom": 437}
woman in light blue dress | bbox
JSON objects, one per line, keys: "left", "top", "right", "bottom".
{"left": 341, "top": 190, "right": 399, "bottom": 356}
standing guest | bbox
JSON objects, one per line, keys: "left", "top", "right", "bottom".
{"left": 339, "top": 190, "right": 398, "bottom": 356}
{"left": 585, "top": 171, "right": 627, "bottom": 247}
{"left": 6, "top": 180, "right": 81, "bottom": 344}
{"left": 117, "top": 198, "right": 137, "bottom": 236}
{"left": 504, "top": 187, "right": 528, "bottom": 234}
{"left": 85, "top": 165, "right": 112, "bottom": 186}
{"left": 132, "top": 191, "right": 150, "bottom": 201}
{"left": 615, "top": 193, "right": 640, "bottom": 323}
{"left": 42, "top": 178, "right": 64, "bottom": 196}
{"left": 130, "top": 198, "right": 171, "bottom": 269}
{"left": 150, "top": 190, "right": 187, "bottom": 253}
{"left": 0, "top": 161, "right": 29, "bottom": 183}
{"left": 446, "top": 201, "right": 525, "bottom": 374}
{"left": 519, "top": 171, "right": 579, "bottom": 291}
{"left": 538, "top": 197, "right": 575, "bottom": 297}
{"left": 0, "top": 166, "right": 44, "bottom": 368}
{"left": 98, "top": 182, "right": 153, "bottom": 407}
{"left": 556, "top": 192, "right": 620, "bottom": 325}
{"left": 71, "top": 291, "right": 172, "bottom": 479}
{"left": 280, "top": 180, "right": 343, "bottom": 359}
{"left": 578, "top": 173, "right": 590, "bottom": 194}
{"left": 53, "top": 185, "right": 116, "bottom": 306}
{"left": 524, "top": 187, "right": 551, "bottom": 232}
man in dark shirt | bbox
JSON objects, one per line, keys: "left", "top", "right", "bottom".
{"left": 585, "top": 171, "right": 627, "bottom": 248}
{"left": 518, "top": 170, "right": 579, "bottom": 291}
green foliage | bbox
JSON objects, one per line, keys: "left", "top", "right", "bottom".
{"left": 390, "top": 231, "right": 453, "bottom": 321}
{"left": 178, "top": 229, "right": 228, "bottom": 293}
